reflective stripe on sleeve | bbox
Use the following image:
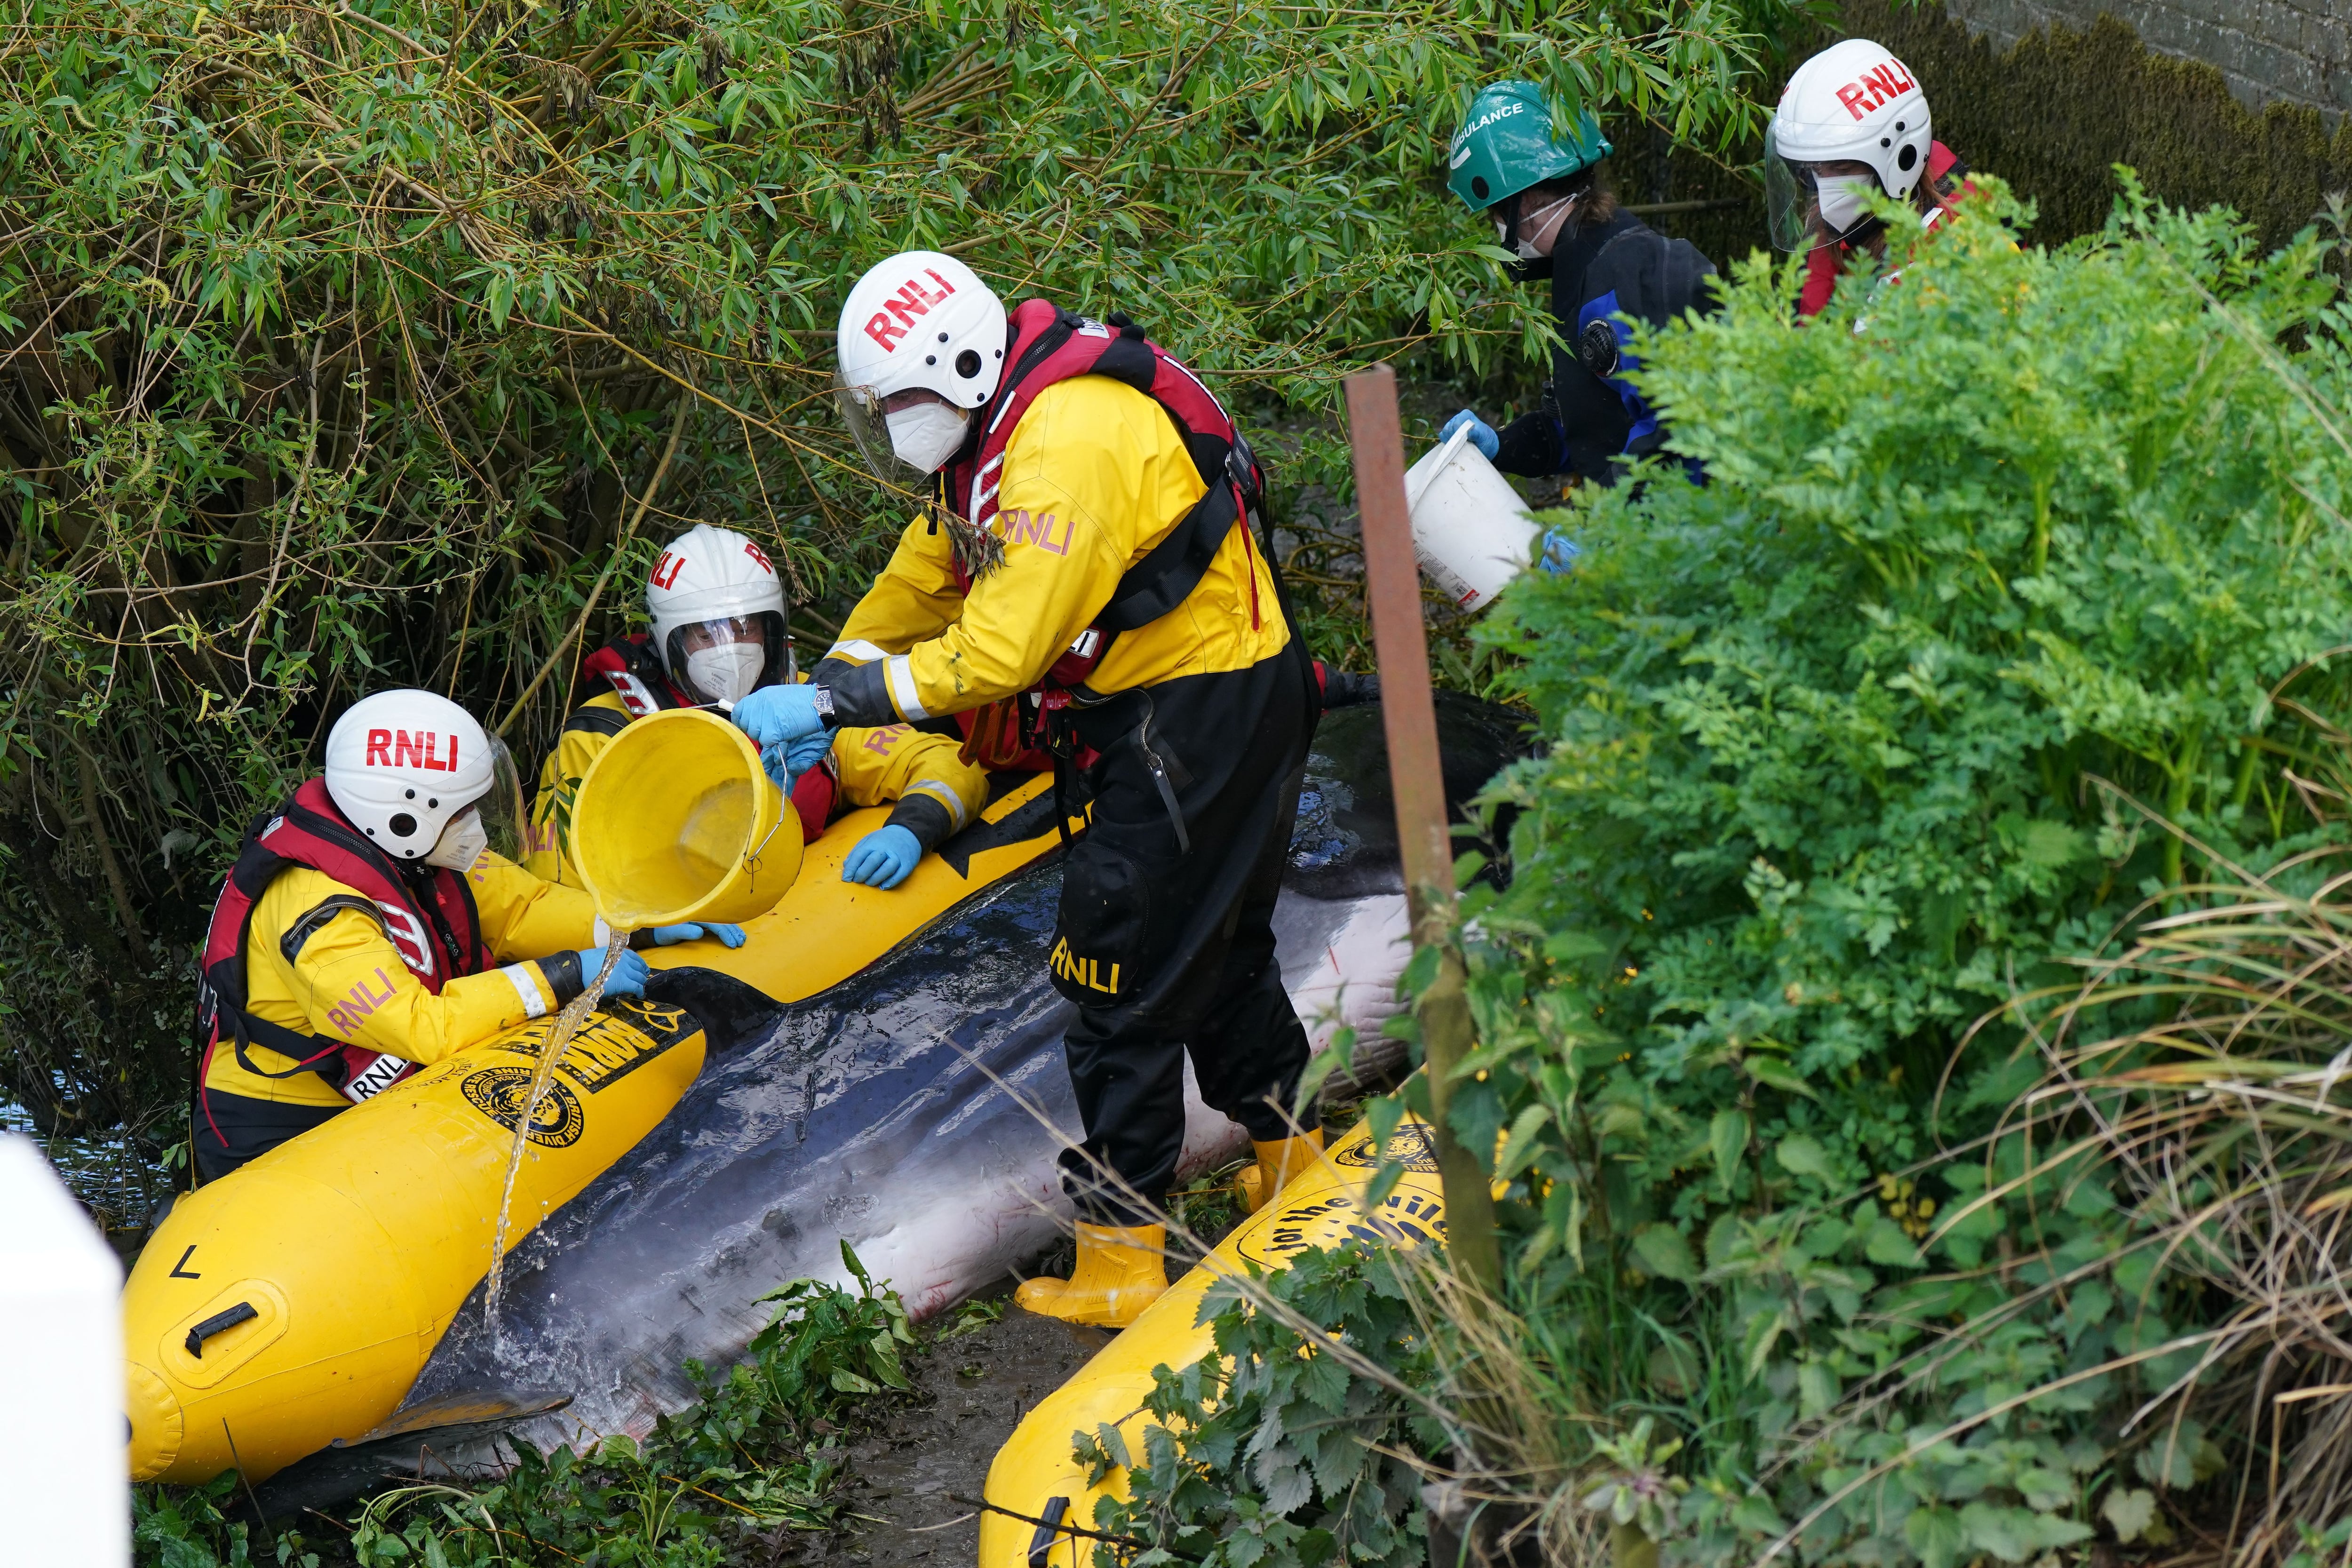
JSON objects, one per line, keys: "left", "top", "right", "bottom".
{"left": 885, "top": 655, "right": 930, "bottom": 721}
{"left": 826, "top": 639, "right": 893, "bottom": 665}
{"left": 908, "top": 779, "right": 969, "bottom": 830}
{"left": 503, "top": 963, "right": 550, "bottom": 1020}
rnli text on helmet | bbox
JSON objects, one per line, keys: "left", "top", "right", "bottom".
{"left": 652, "top": 537, "right": 771, "bottom": 590}
{"left": 862, "top": 269, "right": 962, "bottom": 351}
{"left": 1833, "top": 58, "right": 1915, "bottom": 119}
{"left": 364, "top": 729, "right": 462, "bottom": 771}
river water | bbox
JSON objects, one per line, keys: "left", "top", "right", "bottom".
{"left": 1, "top": 1099, "right": 172, "bottom": 1263}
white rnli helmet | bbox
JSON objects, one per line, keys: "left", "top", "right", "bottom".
{"left": 646, "top": 524, "right": 790, "bottom": 708}
{"left": 834, "top": 251, "right": 1006, "bottom": 483}
{"left": 325, "top": 690, "right": 496, "bottom": 861}
{"left": 1765, "top": 39, "right": 1933, "bottom": 252}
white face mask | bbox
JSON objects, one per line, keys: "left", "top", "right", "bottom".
{"left": 885, "top": 400, "right": 972, "bottom": 473}
{"left": 1496, "top": 195, "right": 1577, "bottom": 259}
{"left": 684, "top": 640, "right": 766, "bottom": 708}
{"left": 1816, "top": 174, "right": 1879, "bottom": 235}
{"left": 425, "top": 807, "right": 489, "bottom": 873}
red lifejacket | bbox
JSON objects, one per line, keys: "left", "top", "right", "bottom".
{"left": 194, "top": 778, "right": 491, "bottom": 1116}
{"left": 936, "top": 299, "right": 1273, "bottom": 692}
{"left": 1800, "top": 141, "right": 1968, "bottom": 318}
{"left": 572, "top": 632, "right": 838, "bottom": 844}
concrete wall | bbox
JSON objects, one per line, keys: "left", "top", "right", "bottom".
{"left": 1940, "top": 0, "right": 2352, "bottom": 121}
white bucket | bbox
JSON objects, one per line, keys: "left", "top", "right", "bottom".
{"left": 1402, "top": 424, "right": 1540, "bottom": 613}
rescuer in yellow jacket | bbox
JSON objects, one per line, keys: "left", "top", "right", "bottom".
{"left": 191, "top": 690, "right": 739, "bottom": 1181}
{"left": 524, "top": 524, "right": 989, "bottom": 892}
{"left": 734, "top": 251, "right": 1327, "bottom": 1328}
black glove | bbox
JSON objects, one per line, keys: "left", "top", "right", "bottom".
{"left": 1491, "top": 410, "right": 1567, "bottom": 478}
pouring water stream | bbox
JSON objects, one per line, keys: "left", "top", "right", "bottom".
{"left": 484, "top": 921, "right": 634, "bottom": 1342}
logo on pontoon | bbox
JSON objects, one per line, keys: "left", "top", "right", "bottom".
{"left": 460, "top": 1065, "right": 586, "bottom": 1148}
{"left": 493, "top": 1001, "right": 696, "bottom": 1095}
{"left": 1332, "top": 1122, "right": 1441, "bottom": 1173}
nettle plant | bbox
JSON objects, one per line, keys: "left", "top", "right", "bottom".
{"left": 1435, "top": 177, "right": 2352, "bottom": 1560}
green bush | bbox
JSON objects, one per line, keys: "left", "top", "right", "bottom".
{"left": 1473, "top": 174, "right": 2352, "bottom": 1230}
{"left": 1081, "top": 1241, "right": 1441, "bottom": 1568}
{"left": 1412, "top": 178, "right": 2352, "bottom": 1560}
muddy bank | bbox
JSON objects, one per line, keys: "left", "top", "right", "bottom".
{"left": 801, "top": 1289, "right": 1106, "bottom": 1564}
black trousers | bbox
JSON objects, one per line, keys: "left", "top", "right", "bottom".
{"left": 1051, "top": 649, "right": 1321, "bottom": 1226}
{"left": 192, "top": 1086, "right": 342, "bottom": 1183}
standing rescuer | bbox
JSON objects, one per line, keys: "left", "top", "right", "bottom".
{"left": 1442, "top": 80, "right": 1717, "bottom": 497}
{"left": 525, "top": 522, "right": 986, "bottom": 892}
{"left": 1766, "top": 39, "right": 1971, "bottom": 315}
{"left": 189, "top": 690, "right": 733, "bottom": 1181}
{"left": 732, "top": 250, "right": 1326, "bottom": 1327}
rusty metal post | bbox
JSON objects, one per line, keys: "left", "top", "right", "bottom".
{"left": 1343, "top": 363, "right": 1501, "bottom": 1293}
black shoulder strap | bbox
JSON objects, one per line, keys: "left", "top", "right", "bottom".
{"left": 278, "top": 894, "right": 381, "bottom": 967}
{"left": 1094, "top": 478, "right": 1241, "bottom": 633}
{"left": 561, "top": 705, "right": 633, "bottom": 739}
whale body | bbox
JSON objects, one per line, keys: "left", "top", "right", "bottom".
{"left": 394, "top": 696, "right": 1523, "bottom": 1456}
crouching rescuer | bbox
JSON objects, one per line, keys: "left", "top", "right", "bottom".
{"left": 524, "top": 521, "right": 985, "bottom": 892}
{"left": 733, "top": 251, "right": 1327, "bottom": 1326}
{"left": 190, "top": 689, "right": 724, "bottom": 1181}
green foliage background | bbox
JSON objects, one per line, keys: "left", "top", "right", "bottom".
{"left": 1447, "top": 186, "right": 2352, "bottom": 1561}
{"left": 0, "top": 0, "right": 1808, "bottom": 1156}
{"left": 1092, "top": 183, "right": 2352, "bottom": 1568}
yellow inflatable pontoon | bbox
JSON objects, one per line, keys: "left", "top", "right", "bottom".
{"left": 978, "top": 1114, "right": 1450, "bottom": 1567}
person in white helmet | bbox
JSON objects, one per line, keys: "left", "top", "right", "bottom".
{"left": 731, "top": 251, "right": 1334, "bottom": 1329}
{"left": 524, "top": 522, "right": 989, "bottom": 893}
{"left": 1765, "top": 38, "right": 1973, "bottom": 317}
{"left": 189, "top": 689, "right": 737, "bottom": 1180}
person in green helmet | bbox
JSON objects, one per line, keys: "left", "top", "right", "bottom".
{"left": 1443, "top": 80, "right": 1717, "bottom": 500}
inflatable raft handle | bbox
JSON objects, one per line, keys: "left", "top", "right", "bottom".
{"left": 184, "top": 1302, "right": 258, "bottom": 1358}
{"left": 1028, "top": 1496, "right": 1070, "bottom": 1567}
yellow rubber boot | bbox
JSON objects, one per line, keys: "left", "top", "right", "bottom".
{"left": 1014, "top": 1223, "right": 1169, "bottom": 1328}
{"left": 1236, "top": 1128, "right": 1326, "bottom": 1215}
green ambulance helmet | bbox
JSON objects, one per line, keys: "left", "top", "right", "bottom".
{"left": 1446, "top": 80, "right": 1613, "bottom": 211}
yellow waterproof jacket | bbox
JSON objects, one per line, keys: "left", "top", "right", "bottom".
{"left": 201, "top": 853, "right": 601, "bottom": 1109}
{"left": 524, "top": 689, "right": 987, "bottom": 889}
{"left": 819, "top": 374, "right": 1290, "bottom": 722}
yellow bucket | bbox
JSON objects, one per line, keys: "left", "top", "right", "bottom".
{"left": 571, "top": 708, "right": 802, "bottom": 929}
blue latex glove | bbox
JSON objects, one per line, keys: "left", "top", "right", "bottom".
{"left": 1537, "top": 529, "right": 1580, "bottom": 574}
{"left": 649, "top": 922, "right": 748, "bottom": 949}
{"left": 760, "top": 729, "right": 838, "bottom": 791}
{"left": 841, "top": 824, "right": 922, "bottom": 890}
{"left": 786, "top": 730, "right": 834, "bottom": 776}
{"left": 1441, "top": 407, "right": 1500, "bottom": 461}
{"left": 575, "top": 947, "right": 651, "bottom": 998}
{"left": 732, "top": 684, "right": 826, "bottom": 750}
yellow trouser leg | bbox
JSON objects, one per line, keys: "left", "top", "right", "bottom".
{"left": 1014, "top": 1223, "right": 1168, "bottom": 1328}
{"left": 1236, "top": 1128, "right": 1326, "bottom": 1215}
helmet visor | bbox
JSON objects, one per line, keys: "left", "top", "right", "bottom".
{"left": 1764, "top": 127, "right": 1828, "bottom": 253}
{"left": 1765, "top": 127, "right": 1890, "bottom": 254}
{"left": 834, "top": 372, "right": 929, "bottom": 490}
{"left": 663, "top": 611, "right": 789, "bottom": 709}
{"left": 477, "top": 735, "right": 528, "bottom": 865}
